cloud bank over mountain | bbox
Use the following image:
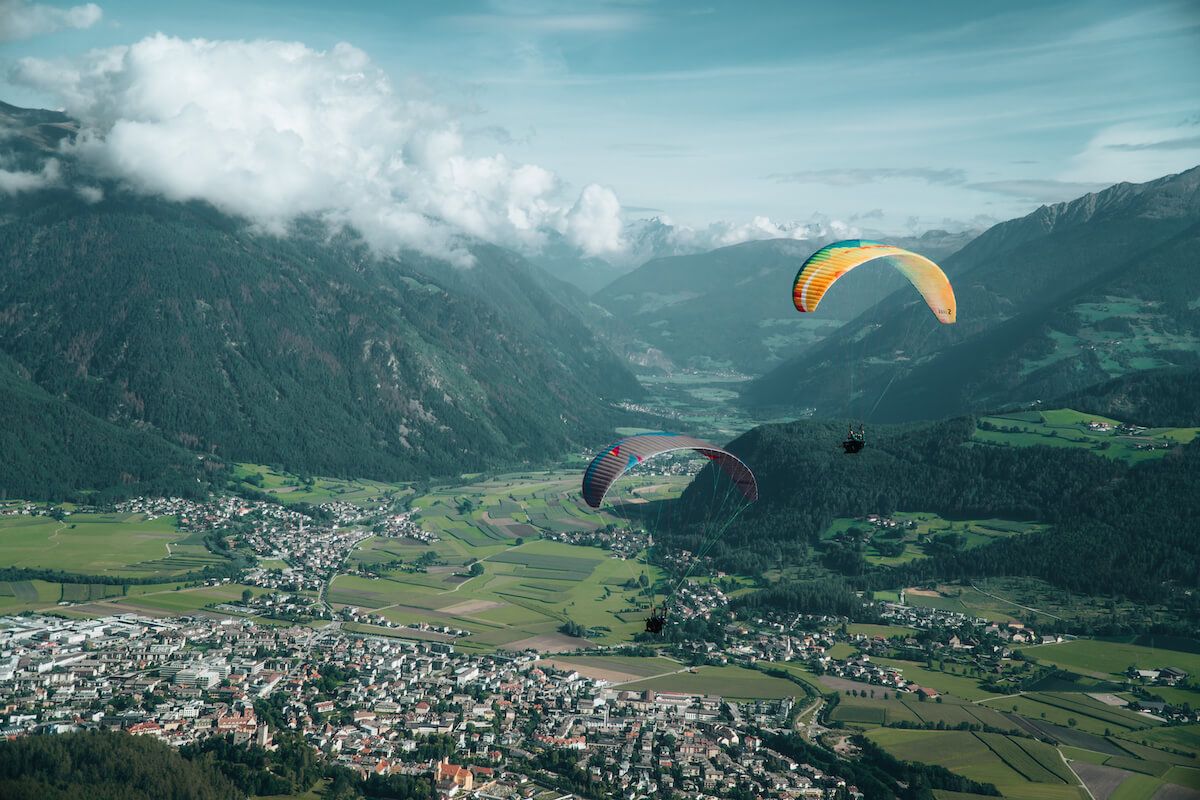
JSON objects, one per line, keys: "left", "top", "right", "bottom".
{"left": 12, "top": 34, "right": 628, "bottom": 266}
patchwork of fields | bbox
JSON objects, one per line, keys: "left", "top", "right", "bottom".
{"left": 821, "top": 512, "right": 1043, "bottom": 566}
{"left": 233, "top": 463, "right": 411, "bottom": 507}
{"left": 331, "top": 469, "right": 693, "bottom": 651}
{"left": 0, "top": 513, "right": 226, "bottom": 578}
{"left": 332, "top": 538, "right": 664, "bottom": 651}
{"left": 0, "top": 512, "right": 234, "bottom": 616}
{"left": 791, "top": 639, "right": 1200, "bottom": 800}
{"left": 974, "top": 408, "right": 1198, "bottom": 463}
{"left": 895, "top": 578, "right": 1181, "bottom": 629}
{"left": 620, "top": 664, "right": 803, "bottom": 700}
{"left": 867, "top": 728, "right": 1087, "bottom": 800}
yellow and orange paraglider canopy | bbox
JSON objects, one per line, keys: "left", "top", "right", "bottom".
{"left": 792, "top": 239, "right": 956, "bottom": 324}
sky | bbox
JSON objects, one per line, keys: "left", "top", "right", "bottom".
{"left": 2, "top": 0, "right": 1199, "bottom": 257}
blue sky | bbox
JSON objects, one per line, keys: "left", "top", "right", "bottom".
{"left": 4, "top": 0, "right": 1199, "bottom": 234}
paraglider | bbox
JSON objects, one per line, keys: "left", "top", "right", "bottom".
{"left": 842, "top": 425, "right": 866, "bottom": 454}
{"left": 581, "top": 432, "right": 758, "bottom": 510}
{"left": 581, "top": 432, "right": 758, "bottom": 635}
{"left": 644, "top": 608, "right": 666, "bottom": 634}
{"left": 792, "top": 240, "right": 956, "bottom": 324}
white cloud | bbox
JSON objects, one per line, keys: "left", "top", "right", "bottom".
{"left": 0, "top": 157, "right": 60, "bottom": 194}
{"left": 12, "top": 34, "right": 626, "bottom": 265}
{"left": 1062, "top": 119, "right": 1200, "bottom": 185}
{"left": 0, "top": 0, "right": 101, "bottom": 42}
{"left": 565, "top": 184, "right": 623, "bottom": 255}
{"left": 75, "top": 183, "right": 102, "bottom": 202}
{"left": 768, "top": 167, "right": 967, "bottom": 187}
{"left": 683, "top": 216, "right": 856, "bottom": 250}
{"left": 619, "top": 214, "right": 857, "bottom": 265}
{"left": 966, "top": 179, "right": 1109, "bottom": 203}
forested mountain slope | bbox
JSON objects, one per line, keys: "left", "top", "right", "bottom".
{"left": 0, "top": 354, "right": 212, "bottom": 501}
{"left": 1055, "top": 367, "right": 1200, "bottom": 427}
{"left": 0, "top": 103, "right": 641, "bottom": 486}
{"left": 668, "top": 416, "right": 1198, "bottom": 608}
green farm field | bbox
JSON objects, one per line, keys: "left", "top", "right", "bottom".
{"left": 543, "top": 655, "right": 682, "bottom": 681}
{"left": 405, "top": 468, "right": 688, "bottom": 555}
{"left": 982, "top": 692, "right": 1160, "bottom": 737}
{"left": 0, "top": 513, "right": 228, "bottom": 578}
{"left": 896, "top": 577, "right": 1177, "bottom": 629}
{"left": 1114, "top": 724, "right": 1200, "bottom": 756}
{"left": 620, "top": 664, "right": 802, "bottom": 699}
{"left": 821, "top": 512, "right": 1044, "bottom": 566}
{"left": 334, "top": 536, "right": 668, "bottom": 650}
{"left": 1029, "top": 638, "right": 1200, "bottom": 680}
{"left": 974, "top": 408, "right": 1198, "bottom": 463}
{"left": 846, "top": 623, "right": 918, "bottom": 639}
{"left": 101, "top": 583, "right": 273, "bottom": 614}
{"left": 331, "top": 468, "right": 708, "bottom": 650}
{"left": 866, "top": 728, "right": 1086, "bottom": 800}
{"left": 870, "top": 657, "right": 996, "bottom": 701}
{"left": 234, "top": 463, "right": 411, "bottom": 507}
{"left": 900, "top": 585, "right": 1021, "bottom": 623}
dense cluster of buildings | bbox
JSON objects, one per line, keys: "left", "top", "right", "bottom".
{"left": 0, "top": 612, "right": 860, "bottom": 798}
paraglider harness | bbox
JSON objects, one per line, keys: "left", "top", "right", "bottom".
{"left": 644, "top": 606, "right": 667, "bottom": 635}
{"left": 842, "top": 425, "right": 866, "bottom": 454}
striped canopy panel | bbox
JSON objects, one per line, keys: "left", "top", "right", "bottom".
{"left": 581, "top": 432, "right": 759, "bottom": 509}
{"left": 792, "top": 239, "right": 956, "bottom": 324}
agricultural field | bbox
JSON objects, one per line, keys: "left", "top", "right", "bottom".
{"left": 1114, "top": 724, "right": 1200, "bottom": 756}
{"left": 759, "top": 661, "right": 825, "bottom": 693}
{"left": 982, "top": 692, "right": 1161, "bottom": 737}
{"left": 870, "top": 657, "right": 996, "bottom": 701}
{"left": 541, "top": 655, "right": 682, "bottom": 683}
{"left": 94, "top": 583, "right": 273, "bottom": 615}
{"left": 865, "top": 728, "right": 1087, "bottom": 800}
{"left": 898, "top": 585, "right": 1020, "bottom": 623}
{"left": 1029, "top": 639, "right": 1200, "bottom": 681}
{"left": 333, "top": 536, "right": 668, "bottom": 651}
{"left": 620, "top": 664, "right": 802, "bottom": 700}
{"left": 827, "top": 691, "right": 920, "bottom": 727}
{"left": 784, "top": 634, "right": 1195, "bottom": 799}
{"left": 329, "top": 468, "right": 716, "bottom": 650}
{"left": 0, "top": 579, "right": 64, "bottom": 611}
{"left": 408, "top": 468, "right": 688, "bottom": 552}
{"left": 895, "top": 577, "right": 1181, "bottom": 630}
{"left": 846, "top": 623, "right": 917, "bottom": 639}
{"left": 826, "top": 643, "right": 857, "bottom": 660}
{"left": 233, "top": 463, "right": 411, "bottom": 507}
{"left": 0, "top": 513, "right": 228, "bottom": 578}
{"left": 974, "top": 408, "right": 1198, "bottom": 463}
{"left": 821, "top": 512, "right": 1044, "bottom": 566}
